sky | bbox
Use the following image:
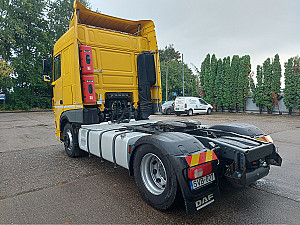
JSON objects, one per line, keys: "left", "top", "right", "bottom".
{"left": 89, "top": 0, "right": 300, "bottom": 80}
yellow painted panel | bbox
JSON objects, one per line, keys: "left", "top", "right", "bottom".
{"left": 63, "top": 86, "right": 73, "bottom": 105}
{"left": 97, "top": 31, "right": 131, "bottom": 49}
{"left": 88, "top": 29, "right": 95, "bottom": 42}
{"left": 62, "top": 47, "right": 71, "bottom": 86}
{"left": 93, "top": 74, "right": 99, "bottom": 84}
{"left": 53, "top": 77, "right": 63, "bottom": 106}
{"left": 100, "top": 51, "right": 133, "bottom": 72}
{"left": 92, "top": 48, "right": 98, "bottom": 70}
{"left": 53, "top": 27, "right": 74, "bottom": 56}
{"left": 102, "top": 75, "right": 133, "bottom": 85}
{"left": 78, "top": 26, "right": 85, "bottom": 40}
{"left": 132, "top": 38, "right": 138, "bottom": 50}
{"left": 141, "top": 38, "right": 146, "bottom": 50}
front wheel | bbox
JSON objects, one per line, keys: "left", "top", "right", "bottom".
{"left": 207, "top": 108, "right": 212, "bottom": 115}
{"left": 133, "top": 144, "right": 179, "bottom": 210}
{"left": 63, "top": 123, "right": 87, "bottom": 157}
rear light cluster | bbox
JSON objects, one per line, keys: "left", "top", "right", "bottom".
{"left": 185, "top": 103, "right": 187, "bottom": 108}
{"left": 188, "top": 162, "right": 212, "bottom": 180}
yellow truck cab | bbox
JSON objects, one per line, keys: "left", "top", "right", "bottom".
{"left": 44, "top": 1, "right": 162, "bottom": 144}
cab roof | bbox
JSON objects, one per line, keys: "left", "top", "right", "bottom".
{"left": 70, "top": 1, "right": 154, "bottom": 35}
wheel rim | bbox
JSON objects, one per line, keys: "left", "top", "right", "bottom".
{"left": 189, "top": 110, "right": 192, "bottom": 116}
{"left": 64, "top": 129, "right": 73, "bottom": 151}
{"left": 140, "top": 153, "right": 167, "bottom": 195}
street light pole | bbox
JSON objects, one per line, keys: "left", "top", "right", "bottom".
{"left": 182, "top": 53, "right": 184, "bottom": 96}
{"left": 166, "top": 62, "right": 169, "bottom": 101}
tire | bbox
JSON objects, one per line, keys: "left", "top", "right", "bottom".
{"left": 207, "top": 108, "right": 212, "bottom": 115}
{"left": 133, "top": 144, "right": 179, "bottom": 210}
{"left": 63, "top": 123, "right": 83, "bottom": 158}
{"left": 166, "top": 108, "right": 171, "bottom": 115}
{"left": 187, "top": 109, "right": 193, "bottom": 116}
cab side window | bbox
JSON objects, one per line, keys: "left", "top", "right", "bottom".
{"left": 199, "top": 99, "right": 207, "bottom": 105}
{"left": 53, "top": 55, "right": 61, "bottom": 81}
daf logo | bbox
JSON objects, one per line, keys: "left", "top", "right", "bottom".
{"left": 195, "top": 193, "right": 214, "bottom": 210}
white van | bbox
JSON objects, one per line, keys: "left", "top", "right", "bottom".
{"left": 174, "top": 97, "right": 213, "bottom": 116}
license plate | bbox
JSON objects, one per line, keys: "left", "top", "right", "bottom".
{"left": 190, "top": 173, "right": 215, "bottom": 190}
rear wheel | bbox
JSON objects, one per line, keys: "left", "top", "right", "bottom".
{"left": 133, "top": 144, "right": 179, "bottom": 210}
{"left": 187, "top": 109, "right": 193, "bottom": 116}
{"left": 207, "top": 108, "right": 212, "bottom": 115}
{"left": 166, "top": 108, "right": 171, "bottom": 115}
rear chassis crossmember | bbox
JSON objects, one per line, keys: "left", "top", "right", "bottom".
{"left": 128, "top": 120, "right": 282, "bottom": 187}
{"left": 188, "top": 128, "right": 282, "bottom": 187}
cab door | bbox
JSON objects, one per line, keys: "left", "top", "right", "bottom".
{"left": 52, "top": 54, "right": 63, "bottom": 136}
{"left": 194, "top": 98, "right": 202, "bottom": 113}
{"left": 198, "top": 98, "right": 208, "bottom": 113}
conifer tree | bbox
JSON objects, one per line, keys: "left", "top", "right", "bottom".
{"left": 223, "top": 56, "right": 231, "bottom": 110}
{"left": 294, "top": 57, "right": 300, "bottom": 110}
{"left": 215, "top": 58, "right": 224, "bottom": 111}
{"left": 283, "top": 58, "right": 297, "bottom": 114}
{"left": 208, "top": 54, "right": 217, "bottom": 105}
{"left": 200, "top": 61, "right": 205, "bottom": 87}
{"left": 251, "top": 65, "right": 264, "bottom": 113}
{"left": 202, "top": 54, "right": 211, "bottom": 103}
{"left": 272, "top": 54, "right": 282, "bottom": 96}
{"left": 230, "top": 55, "right": 239, "bottom": 111}
{"left": 262, "top": 58, "right": 274, "bottom": 113}
{"left": 237, "top": 55, "right": 251, "bottom": 111}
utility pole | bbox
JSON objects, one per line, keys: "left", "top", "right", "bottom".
{"left": 166, "top": 62, "right": 169, "bottom": 101}
{"left": 3, "top": 77, "right": 6, "bottom": 109}
{"left": 182, "top": 53, "right": 184, "bottom": 96}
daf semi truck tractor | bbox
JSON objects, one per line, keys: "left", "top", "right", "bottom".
{"left": 43, "top": 1, "right": 282, "bottom": 214}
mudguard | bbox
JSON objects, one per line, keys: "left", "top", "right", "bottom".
{"left": 131, "top": 132, "right": 220, "bottom": 214}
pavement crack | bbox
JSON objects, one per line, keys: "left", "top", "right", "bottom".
{"left": 250, "top": 185, "right": 300, "bottom": 203}
{"left": 0, "top": 175, "right": 98, "bottom": 201}
{"left": 0, "top": 144, "right": 62, "bottom": 154}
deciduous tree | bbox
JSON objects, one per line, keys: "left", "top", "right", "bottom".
{"left": 159, "top": 45, "right": 197, "bottom": 100}
{"left": 0, "top": 59, "right": 13, "bottom": 94}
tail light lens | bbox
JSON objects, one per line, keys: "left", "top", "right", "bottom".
{"left": 188, "top": 162, "right": 212, "bottom": 180}
{"left": 185, "top": 103, "right": 187, "bottom": 108}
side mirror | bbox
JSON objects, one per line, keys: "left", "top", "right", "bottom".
{"left": 43, "top": 59, "right": 51, "bottom": 75}
{"left": 43, "top": 75, "right": 51, "bottom": 82}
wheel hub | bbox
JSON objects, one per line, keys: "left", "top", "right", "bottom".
{"left": 140, "top": 153, "right": 167, "bottom": 195}
{"left": 64, "top": 129, "right": 73, "bottom": 151}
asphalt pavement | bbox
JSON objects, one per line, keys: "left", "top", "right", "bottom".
{"left": 0, "top": 111, "right": 299, "bottom": 224}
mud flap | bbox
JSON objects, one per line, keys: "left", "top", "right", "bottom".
{"left": 267, "top": 152, "right": 282, "bottom": 166}
{"left": 183, "top": 188, "right": 220, "bottom": 215}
